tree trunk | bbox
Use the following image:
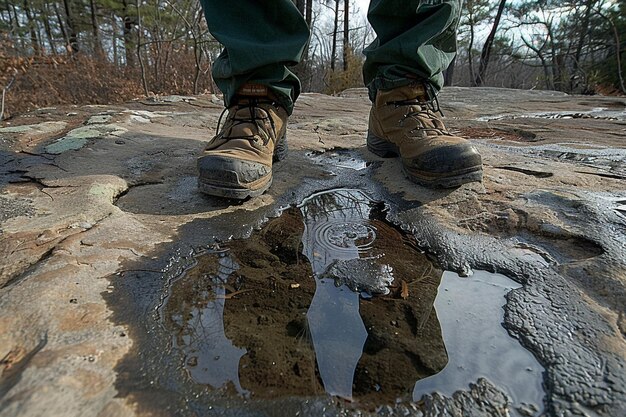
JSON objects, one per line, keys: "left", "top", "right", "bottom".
{"left": 23, "top": 0, "right": 41, "bottom": 55}
{"left": 467, "top": 8, "right": 476, "bottom": 85}
{"left": 53, "top": 2, "right": 69, "bottom": 51}
{"left": 444, "top": 55, "right": 456, "bottom": 86}
{"left": 41, "top": 3, "right": 57, "bottom": 55}
{"left": 89, "top": 0, "right": 104, "bottom": 57}
{"left": 123, "top": 0, "right": 135, "bottom": 66}
{"left": 475, "top": 0, "right": 506, "bottom": 86}
{"left": 570, "top": 0, "right": 594, "bottom": 90}
{"left": 305, "top": 0, "right": 312, "bottom": 27}
{"left": 521, "top": 35, "right": 553, "bottom": 90}
{"left": 135, "top": 0, "right": 148, "bottom": 95}
{"left": 343, "top": 0, "right": 349, "bottom": 71}
{"left": 111, "top": 13, "right": 118, "bottom": 65}
{"left": 4, "top": 0, "right": 15, "bottom": 32}
{"left": 330, "top": 0, "right": 339, "bottom": 71}
{"left": 8, "top": 2, "right": 25, "bottom": 51}
{"left": 62, "top": 0, "right": 78, "bottom": 53}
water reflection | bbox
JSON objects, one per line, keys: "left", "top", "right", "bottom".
{"left": 163, "top": 189, "right": 447, "bottom": 405}
{"left": 299, "top": 189, "right": 446, "bottom": 402}
{"left": 165, "top": 251, "right": 247, "bottom": 395}
{"left": 414, "top": 271, "right": 544, "bottom": 413}
{"left": 301, "top": 190, "right": 373, "bottom": 399}
{"left": 162, "top": 189, "right": 545, "bottom": 413}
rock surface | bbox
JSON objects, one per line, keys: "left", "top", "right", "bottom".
{"left": 0, "top": 87, "right": 625, "bottom": 416}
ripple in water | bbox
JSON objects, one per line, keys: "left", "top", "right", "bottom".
{"left": 323, "top": 222, "right": 376, "bottom": 253}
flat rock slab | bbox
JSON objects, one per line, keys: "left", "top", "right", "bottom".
{"left": 0, "top": 88, "right": 625, "bottom": 416}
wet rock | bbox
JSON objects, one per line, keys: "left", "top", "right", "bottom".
{"left": 422, "top": 378, "right": 511, "bottom": 417}
{"left": 325, "top": 258, "right": 394, "bottom": 295}
{"left": 1, "top": 88, "right": 625, "bottom": 416}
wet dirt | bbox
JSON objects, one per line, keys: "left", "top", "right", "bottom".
{"left": 458, "top": 127, "right": 540, "bottom": 143}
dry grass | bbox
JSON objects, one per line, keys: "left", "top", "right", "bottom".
{"left": 1, "top": 40, "right": 215, "bottom": 119}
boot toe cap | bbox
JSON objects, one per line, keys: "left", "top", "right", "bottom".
{"left": 197, "top": 155, "right": 271, "bottom": 186}
{"left": 404, "top": 143, "right": 482, "bottom": 175}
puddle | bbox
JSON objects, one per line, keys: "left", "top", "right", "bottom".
{"left": 306, "top": 149, "right": 368, "bottom": 171}
{"left": 414, "top": 271, "right": 545, "bottom": 415}
{"left": 163, "top": 250, "right": 247, "bottom": 394}
{"left": 477, "top": 107, "right": 625, "bottom": 122}
{"left": 162, "top": 189, "right": 446, "bottom": 406}
{"left": 157, "top": 189, "right": 545, "bottom": 413}
{"left": 299, "top": 189, "right": 446, "bottom": 403}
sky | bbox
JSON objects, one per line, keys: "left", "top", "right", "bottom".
{"left": 354, "top": 0, "right": 370, "bottom": 17}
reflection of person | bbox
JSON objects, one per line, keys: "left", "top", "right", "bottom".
{"left": 196, "top": 0, "right": 482, "bottom": 199}
{"left": 169, "top": 194, "right": 447, "bottom": 403}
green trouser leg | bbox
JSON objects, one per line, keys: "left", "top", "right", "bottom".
{"left": 363, "top": 0, "right": 461, "bottom": 101}
{"left": 199, "top": 0, "right": 310, "bottom": 115}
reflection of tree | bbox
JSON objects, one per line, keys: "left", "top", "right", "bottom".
{"left": 300, "top": 189, "right": 377, "bottom": 270}
{"left": 164, "top": 252, "right": 246, "bottom": 393}
{"left": 300, "top": 189, "right": 374, "bottom": 223}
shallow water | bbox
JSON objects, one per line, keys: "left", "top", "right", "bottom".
{"left": 159, "top": 188, "right": 545, "bottom": 413}
{"left": 167, "top": 251, "right": 247, "bottom": 395}
{"left": 306, "top": 149, "right": 368, "bottom": 171}
{"left": 477, "top": 107, "right": 625, "bottom": 122}
{"left": 414, "top": 271, "right": 545, "bottom": 414}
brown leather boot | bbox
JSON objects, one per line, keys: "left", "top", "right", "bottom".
{"left": 197, "top": 85, "right": 288, "bottom": 199}
{"left": 367, "top": 83, "right": 482, "bottom": 188}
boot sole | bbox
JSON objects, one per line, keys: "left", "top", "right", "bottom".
{"left": 367, "top": 131, "right": 483, "bottom": 188}
{"left": 198, "top": 135, "right": 288, "bottom": 200}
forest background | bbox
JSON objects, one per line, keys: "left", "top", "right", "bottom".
{"left": 1, "top": 0, "right": 624, "bottom": 120}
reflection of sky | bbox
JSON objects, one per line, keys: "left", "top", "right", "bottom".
{"left": 176, "top": 254, "right": 247, "bottom": 395}
{"left": 355, "top": 0, "right": 369, "bottom": 16}
{"left": 414, "top": 271, "right": 544, "bottom": 414}
{"left": 301, "top": 189, "right": 372, "bottom": 399}
{"left": 302, "top": 189, "right": 544, "bottom": 411}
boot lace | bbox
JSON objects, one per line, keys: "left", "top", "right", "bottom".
{"left": 215, "top": 98, "right": 279, "bottom": 145}
{"left": 390, "top": 86, "right": 451, "bottom": 137}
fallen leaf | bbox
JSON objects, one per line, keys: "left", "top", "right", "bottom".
{"left": 401, "top": 280, "right": 409, "bottom": 300}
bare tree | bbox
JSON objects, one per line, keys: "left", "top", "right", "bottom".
{"left": 330, "top": 0, "right": 340, "bottom": 71}
{"left": 460, "top": 0, "right": 490, "bottom": 85}
{"left": 89, "top": 0, "right": 104, "bottom": 56}
{"left": 62, "top": 0, "right": 79, "bottom": 53}
{"left": 343, "top": 0, "right": 349, "bottom": 71}
{"left": 475, "top": 0, "right": 507, "bottom": 86}
{"left": 122, "top": 0, "right": 135, "bottom": 66}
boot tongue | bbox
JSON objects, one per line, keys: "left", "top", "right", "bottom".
{"left": 378, "top": 83, "right": 428, "bottom": 104}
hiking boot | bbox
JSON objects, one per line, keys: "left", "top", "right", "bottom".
{"left": 197, "top": 86, "right": 288, "bottom": 199}
{"left": 367, "top": 83, "right": 482, "bottom": 188}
